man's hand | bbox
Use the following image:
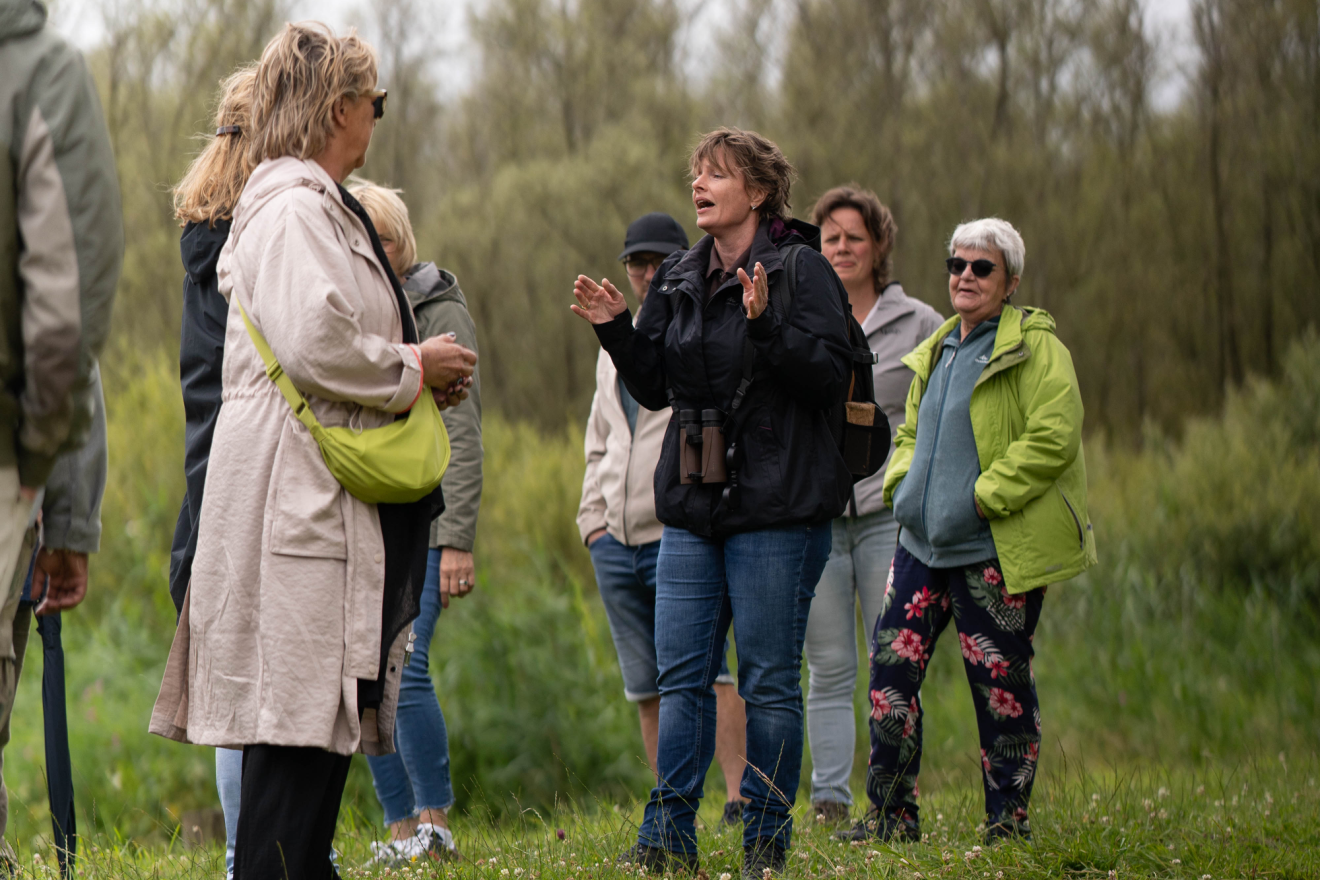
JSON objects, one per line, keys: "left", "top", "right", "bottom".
{"left": 586, "top": 528, "right": 607, "bottom": 547}
{"left": 418, "top": 333, "right": 477, "bottom": 390}
{"left": 33, "top": 548, "right": 89, "bottom": 616}
{"left": 438, "top": 548, "right": 475, "bottom": 609}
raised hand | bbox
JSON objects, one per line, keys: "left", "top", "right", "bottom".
{"left": 418, "top": 333, "right": 478, "bottom": 389}
{"left": 571, "top": 276, "right": 629, "bottom": 324}
{"left": 737, "top": 262, "right": 769, "bottom": 319}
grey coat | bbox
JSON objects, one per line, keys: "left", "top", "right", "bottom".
{"left": 404, "top": 263, "right": 483, "bottom": 552}
{"left": 851, "top": 283, "right": 944, "bottom": 517}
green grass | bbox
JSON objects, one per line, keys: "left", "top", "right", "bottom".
{"left": 6, "top": 757, "right": 1319, "bottom": 877}
{"left": 6, "top": 340, "right": 1320, "bottom": 872}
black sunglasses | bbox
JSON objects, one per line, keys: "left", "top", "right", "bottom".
{"left": 946, "top": 257, "right": 997, "bottom": 278}
{"left": 371, "top": 89, "right": 387, "bottom": 120}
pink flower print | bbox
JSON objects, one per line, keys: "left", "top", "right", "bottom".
{"left": 902, "top": 703, "right": 918, "bottom": 738}
{"left": 988, "top": 658, "right": 1010, "bottom": 679}
{"left": 904, "top": 586, "right": 934, "bottom": 620}
{"left": 1026, "top": 742, "right": 1039, "bottom": 763}
{"left": 940, "top": 591, "right": 951, "bottom": 611}
{"left": 912, "top": 779, "right": 920, "bottom": 799}
{"left": 891, "top": 629, "right": 925, "bottom": 663}
{"left": 1001, "top": 586, "right": 1026, "bottom": 609}
{"left": 988, "top": 687, "right": 1024, "bottom": 718}
{"left": 981, "top": 748, "right": 992, "bottom": 775}
{"left": 869, "top": 688, "right": 902, "bottom": 720}
{"left": 982, "top": 566, "right": 1003, "bottom": 587}
{"left": 959, "top": 632, "right": 985, "bottom": 665}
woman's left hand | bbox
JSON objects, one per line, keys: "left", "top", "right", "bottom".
{"left": 738, "top": 262, "right": 769, "bottom": 319}
{"left": 439, "top": 548, "right": 475, "bottom": 608}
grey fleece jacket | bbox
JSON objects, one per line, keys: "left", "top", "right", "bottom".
{"left": 892, "top": 316, "right": 1000, "bottom": 567}
{"left": 404, "top": 263, "right": 483, "bottom": 552}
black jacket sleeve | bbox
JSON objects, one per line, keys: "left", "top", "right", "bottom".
{"left": 592, "top": 259, "right": 677, "bottom": 412}
{"left": 745, "top": 248, "right": 850, "bottom": 408}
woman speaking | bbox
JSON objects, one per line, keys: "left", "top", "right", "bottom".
{"left": 573, "top": 128, "right": 852, "bottom": 877}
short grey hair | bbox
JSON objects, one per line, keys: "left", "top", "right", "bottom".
{"left": 948, "top": 218, "right": 1025, "bottom": 278}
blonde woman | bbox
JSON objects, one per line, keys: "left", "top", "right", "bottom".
{"left": 349, "top": 181, "right": 482, "bottom": 864}
{"left": 151, "top": 23, "right": 476, "bottom": 879}
{"left": 167, "top": 66, "right": 256, "bottom": 880}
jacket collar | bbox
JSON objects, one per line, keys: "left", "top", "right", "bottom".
{"left": 860, "top": 282, "right": 918, "bottom": 336}
{"left": 902, "top": 303, "right": 1035, "bottom": 381}
{"left": 660, "top": 217, "right": 818, "bottom": 304}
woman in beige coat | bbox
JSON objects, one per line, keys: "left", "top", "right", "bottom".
{"left": 150, "top": 23, "right": 475, "bottom": 879}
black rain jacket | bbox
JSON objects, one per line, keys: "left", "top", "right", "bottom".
{"left": 595, "top": 217, "right": 852, "bottom": 537}
{"left": 168, "top": 219, "right": 230, "bottom": 613}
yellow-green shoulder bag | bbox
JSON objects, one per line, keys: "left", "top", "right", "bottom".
{"left": 237, "top": 298, "right": 450, "bottom": 504}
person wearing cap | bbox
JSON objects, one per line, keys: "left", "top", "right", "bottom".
{"left": 577, "top": 212, "right": 748, "bottom": 826}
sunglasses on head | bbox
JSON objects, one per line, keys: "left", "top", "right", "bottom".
{"left": 369, "top": 88, "right": 387, "bottom": 119}
{"left": 946, "top": 257, "right": 996, "bottom": 278}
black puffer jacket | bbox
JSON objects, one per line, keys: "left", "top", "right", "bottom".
{"left": 168, "top": 219, "right": 230, "bottom": 613}
{"left": 595, "top": 217, "right": 852, "bottom": 537}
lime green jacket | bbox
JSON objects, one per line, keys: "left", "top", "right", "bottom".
{"left": 882, "top": 304, "right": 1097, "bottom": 592}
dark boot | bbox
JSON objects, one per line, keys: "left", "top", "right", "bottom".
{"left": 617, "top": 843, "right": 699, "bottom": 875}
{"left": 741, "top": 839, "right": 786, "bottom": 879}
{"left": 833, "top": 807, "right": 920, "bottom": 843}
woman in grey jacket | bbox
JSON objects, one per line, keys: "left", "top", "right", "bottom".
{"left": 351, "top": 182, "right": 483, "bottom": 865}
{"left": 802, "top": 186, "right": 943, "bottom": 823}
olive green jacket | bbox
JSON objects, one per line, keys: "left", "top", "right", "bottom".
{"left": 0, "top": 0, "right": 122, "bottom": 486}
{"left": 404, "top": 263, "right": 482, "bottom": 552}
{"left": 883, "top": 304, "right": 1097, "bottom": 592}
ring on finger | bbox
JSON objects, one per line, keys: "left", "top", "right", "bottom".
{"left": 458, "top": 578, "right": 471, "bottom": 586}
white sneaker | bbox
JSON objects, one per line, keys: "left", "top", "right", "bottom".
{"left": 416, "top": 823, "right": 459, "bottom": 860}
{"left": 367, "top": 834, "right": 427, "bottom": 866}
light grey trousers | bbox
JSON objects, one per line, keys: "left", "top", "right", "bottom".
{"left": 803, "top": 509, "right": 900, "bottom": 805}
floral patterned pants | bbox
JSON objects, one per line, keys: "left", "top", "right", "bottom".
{"left": 865, "top": 544, "right": 1045, "bottom": 830}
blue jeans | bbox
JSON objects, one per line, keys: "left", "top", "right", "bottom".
{"left": 638, "top": 524, "right": 830, "bottom": 855}
{"left": 366, "top": 547, "right": 456, "bottom": 824}
{"left": 589, "top": 534, "right": 733, "bottom": 701}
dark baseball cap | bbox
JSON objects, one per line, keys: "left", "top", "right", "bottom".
{"left": 618, "top": 212, "right": 690, "bottom": 261}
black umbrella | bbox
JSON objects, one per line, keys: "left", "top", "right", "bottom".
{"left": 19, "top": 547, "right": 76, "bottom": 878}
{"left": 36, "top": 611, "right": 75, "bottom": 877}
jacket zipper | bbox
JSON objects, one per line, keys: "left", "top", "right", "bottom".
{"left": 1059, "top": 488, "right": 1084, "bottom": 549}
{"left": 918, "top": 346, "right": 958, "bottom": 549}
{"left": 620, "top": 379, "right": 631, "bottom": 546}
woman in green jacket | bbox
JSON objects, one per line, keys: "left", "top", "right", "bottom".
{"left": 838, "top": 218, "right": 1096, "bottom": 846}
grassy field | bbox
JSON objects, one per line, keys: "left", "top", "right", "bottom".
{"left": 7, "top": 757, "right": 1319, "bottom": 878}
{"left": 4, "top": 339, "right": 1320, "bottom": 874}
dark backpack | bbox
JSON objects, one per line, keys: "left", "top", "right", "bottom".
{"left": 727, "top": 243, "right": 891, "bottom": 484}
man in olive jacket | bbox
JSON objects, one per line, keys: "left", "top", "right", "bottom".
{"left": 0, "top": 0, "right": 122, "bottom": 863}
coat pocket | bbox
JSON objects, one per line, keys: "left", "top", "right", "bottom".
{"left": 269, "top": 416, "right": 348, "bottom": 559}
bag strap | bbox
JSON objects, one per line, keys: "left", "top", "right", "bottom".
{"left": 235, "top": 297, "right": 323, "bottom": 435}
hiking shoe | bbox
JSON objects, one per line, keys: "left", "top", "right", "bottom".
{"left": 720, "top": 800, "right": 745, "bottom": 828}
{"left": 617, "top": 843, "right": 699, "bottom": 875}
{"left": 741, "top": 839, "right": 786, "bottom": 879}
{"left": 983, "top": 815, "right": 1032, "bottom": 845}
{"left": 812, "top": 800, "right": 851, "bottom": 825}
{"left": 417, "top": 822, "right": 461, "bottom": 860}
{"left": 833, "top": 808, "right": 920, "bottom": 843}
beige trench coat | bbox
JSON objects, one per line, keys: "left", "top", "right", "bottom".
{"left": 150, "top": 157, "right": 426, "bottom": 756}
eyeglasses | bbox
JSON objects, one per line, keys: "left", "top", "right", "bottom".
{"left": 369, "top": 89, "right": 387, "bottom": 120}
{"left": 946, "top": 257, "right": 997, "bottom": 278}
{"left": 623, "top": 255, "right": 666, "bottom": 277}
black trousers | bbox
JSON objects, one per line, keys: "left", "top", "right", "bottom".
{"left": 233, "top": 744, "right": 352, "bottom": 880}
